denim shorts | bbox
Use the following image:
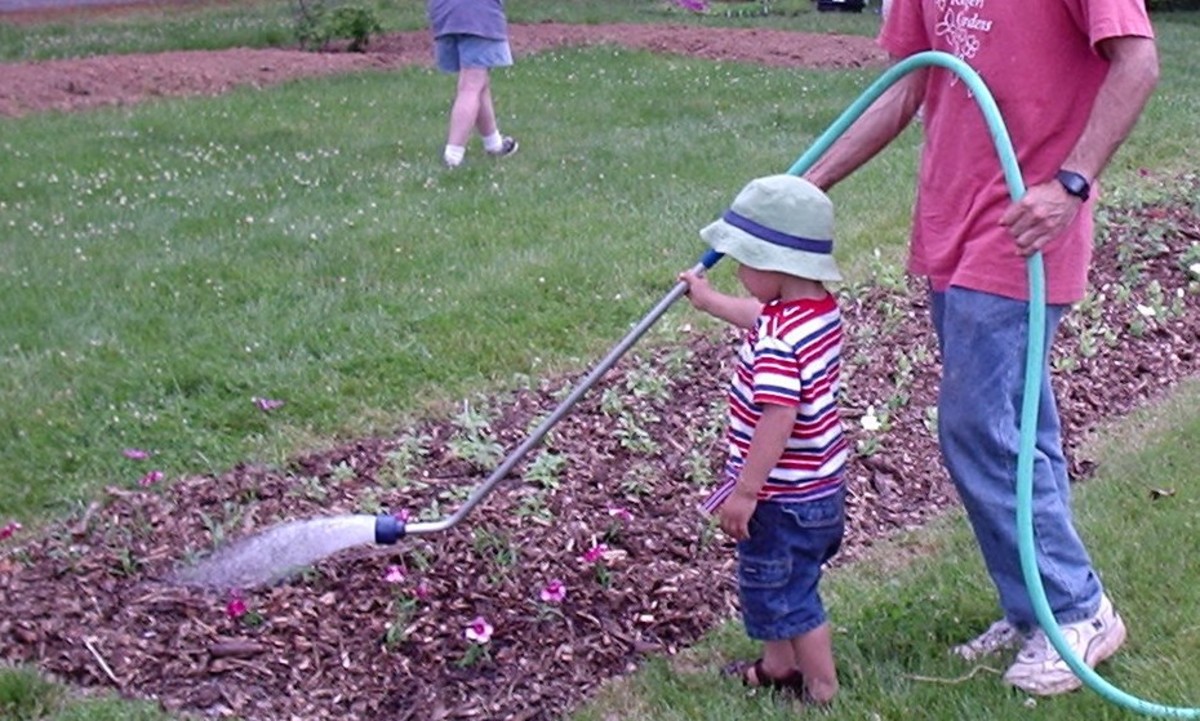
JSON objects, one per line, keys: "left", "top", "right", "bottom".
{"left": 736, "top": 489, "right": 845, "bottom": 641}
{"left": 434, "top": 34, "right": 513, "bottom": 73}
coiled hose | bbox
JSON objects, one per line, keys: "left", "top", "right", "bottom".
{"left": 772, "top": 50, "right": 1196, "bottom": 717}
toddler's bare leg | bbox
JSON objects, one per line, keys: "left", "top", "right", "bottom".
{"left": 758, "top": 639, "right": 799, "bottom": 682}
{"left": 790, "top": 622, "right": 838, "bottom": 703}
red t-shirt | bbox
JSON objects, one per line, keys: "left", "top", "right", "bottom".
{"left": 880, "top": 0, "right": 1154, "bottom": 304}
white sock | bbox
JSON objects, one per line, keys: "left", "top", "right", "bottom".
{"left": 443, "top": 144, "right": 466, "bottom": 167}
{"left": 482, "top": 132, "right": 504, "bottom": 153}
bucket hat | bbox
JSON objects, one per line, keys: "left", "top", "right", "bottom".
{"left": 700, "top": 174, "right": 841, "bottom": 282}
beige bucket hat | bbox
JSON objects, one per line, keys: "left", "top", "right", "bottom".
{"left": 700, "top": 174, "right": 841, "bottom": 282}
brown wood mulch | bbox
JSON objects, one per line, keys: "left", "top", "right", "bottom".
{"left": 2, "top": 173, "right": 1198, "bottom": 720}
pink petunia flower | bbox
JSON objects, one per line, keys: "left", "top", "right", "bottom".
{"left": 122, "top": 448, "right": 150, "bottom": 460}
{"left": 580, "top": 543, "right": 608, "bottom": 565}
{"left": 675, "top": 0, "right": 709, "bottom": 12}
{"left": 539, "top": 579, "right": 567, "bottom": 604}
{"left": 414, "top": 580, "right": 431, "bottom": 601}
{"left": 252, "top": 396, "right": 285, "bottom": 412}
{"left": 226, "top": 590, "right": 247, "bottom": 619}
{"left": 464, "top": 616, "right": 493, "bottom": 644}
{"left": 138, "top": 470, "right": 165, "bottom": 487}
{"left": 393, "top": 508, "right": 411, "bottom": 523}
{"left": 0, "top": 521, "right": 22, "bottom": 541}
{"left": 384, "top": 565, "right": 406, "bottom": 584}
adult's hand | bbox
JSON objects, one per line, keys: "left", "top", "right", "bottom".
{"left": 999, "top": 179, "right": 1082, "bottom": 257}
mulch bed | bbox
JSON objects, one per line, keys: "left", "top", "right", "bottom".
{"left": 3, "top": 173, "right": 1198, "bottom": 720}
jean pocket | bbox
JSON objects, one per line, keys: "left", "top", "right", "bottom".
{"left": 738, "top": 555, "right": 791, "bottom": 590}
{"left": 779, "top": 490, "right": 845, "bottom": 529}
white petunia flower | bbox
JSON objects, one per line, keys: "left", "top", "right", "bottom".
{"left": 1136, "top": 304, "right": 1157, "bottom": 318}
{"left": 861, "top": 405, "right": 882, "bottom": 432}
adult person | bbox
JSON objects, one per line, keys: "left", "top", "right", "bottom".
{"left": 803, "top": 0, "right": 1159, "bottom": 696}
{"left": 426, "top": 0, "right": 519, "bottom": 168}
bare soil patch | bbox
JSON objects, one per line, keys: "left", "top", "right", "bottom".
{"left": 0, "top": 23, "right": 887, "bottom": 117}
{"left": 2, "top": 17, "right": 1198, "bottom": 721}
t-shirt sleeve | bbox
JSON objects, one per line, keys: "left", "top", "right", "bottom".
{"left": 878, "top": 0, "right": 932, "bottom": 60}
{"left": 1071, "top": 0, "right": 1155, "bottom": 48}
{"left": 751, "top": 335, "right": 802, "bottom": 407}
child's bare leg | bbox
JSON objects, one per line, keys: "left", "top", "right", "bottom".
{"left": 756, "top": 639, "right": 799, "bottom": 683}
{"left": 790, "top": 622, "right": 838, "bottom": 703}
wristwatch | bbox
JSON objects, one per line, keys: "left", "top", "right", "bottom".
{"left": 1055, "top": 169, "right": 1091, "bottom": 202}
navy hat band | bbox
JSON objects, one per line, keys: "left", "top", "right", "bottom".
{"left": 722, "top": 210, "right": 833, "bottom": 255}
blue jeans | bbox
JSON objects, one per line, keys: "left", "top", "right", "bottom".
{"left": 737, "top": 489, "right": 845, "bottom": 641}
{"left": 931, "top": 286, "right": 1102, "bottom": 631}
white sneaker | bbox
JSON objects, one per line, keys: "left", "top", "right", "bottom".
{"left": 951, "top": 618, "right": 1022, "bottom": 661}
{"left": 1003, "top": 594, "right": 1127, "bottom": 696}
{"left": 486, "top": 136, "right": 519, "bottom": 158}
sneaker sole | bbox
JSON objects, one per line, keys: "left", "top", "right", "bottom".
{"left": 1007, "top": 613, "right": 1128, "bottom": 696}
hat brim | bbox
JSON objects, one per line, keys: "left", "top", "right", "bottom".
{"left": 701, "top": 219, "right": 843, "bottom": 283}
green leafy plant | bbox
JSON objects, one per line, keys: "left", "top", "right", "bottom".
{"left": 525, "top": 451, "right": 566, "bottom": 491}
{"left": 293, "top": 0, "right": 381, "bottom": 52}
{"left": 448, "top": 401, "right": 504, "bottom": 469}
{"left": 383, "top": 595, "right": 419, "bottom": 650}
{"left": 472, "top": 528, "right": 519, "bottom": 571}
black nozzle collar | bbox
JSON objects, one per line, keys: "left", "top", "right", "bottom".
{"left": 374, "top": 515, "right": 406, "bottom": 545}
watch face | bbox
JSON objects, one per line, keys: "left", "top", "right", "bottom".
{"left": 1056, "top": 170, "right": 1089, "bottom": 201}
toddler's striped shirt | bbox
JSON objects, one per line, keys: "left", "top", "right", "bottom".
{"left": 701, "top": 293, "right": 847, "bottom": 514}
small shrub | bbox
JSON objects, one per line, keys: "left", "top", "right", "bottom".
{"left": 293, "top": 0, "right": 382, "bottom": 52}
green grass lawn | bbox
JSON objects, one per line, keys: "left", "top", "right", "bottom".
{"left": 2, "top": 4, "right": 1199, "bottom": 720}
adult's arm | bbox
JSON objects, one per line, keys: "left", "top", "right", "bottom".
{"left": 1001, "top": 35, "right": 1160, "bottom": 256}
{"left": 803, "top": 64, "right": 928, "bottom": 192}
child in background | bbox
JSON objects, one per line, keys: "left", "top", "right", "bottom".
{"left": 678, "top": 174, "right": 848, "bottom": 704}
{"left": 426, "top": 0, "right": 519, "bottom": 168}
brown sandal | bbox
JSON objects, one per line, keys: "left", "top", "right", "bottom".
{"left": 721, "top": 658, "right": 806, "bottom": 694}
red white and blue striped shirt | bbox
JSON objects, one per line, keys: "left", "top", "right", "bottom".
{"left": 701, "top": 294, "right": 847, "bottom": 514}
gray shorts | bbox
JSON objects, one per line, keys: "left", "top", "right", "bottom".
{"left": 434, "top": 34, "right": 513, "bottom": 73}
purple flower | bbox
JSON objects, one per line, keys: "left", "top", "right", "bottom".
{"left": 675, "top": 0, "right": 709, "bottom": 12}
{"left": 393, "top": 508, "right": 411, "bottom": 523}
{"left": 580, "top": 543, "right": 608, "bottom": 565}
{"left": 539, "top": 579, "right": 567, "bottom": 604}
{"left": 0, "top": 521, "right": 21, "bottom": 541}
{"left": 414, "top": 580, "right": 431, "bottom": 600}
{"left": 384, "top": 565, "right": 406, "bottom": 584}
{"left": 226, "top": 590, "right": 247, "bottom": 619}
{"left": 252, "top": 396, "right": 285, "bottom": 412}
{"left": 122, "top": 448, "right": 150, "bottom": 460}
{"left": 464, "top": 616, "right": 493, "bottom": 644}
{"left": 138, "top": 470, "right": 165, "bottom": 487}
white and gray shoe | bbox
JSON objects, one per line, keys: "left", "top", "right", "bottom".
{"left": 1002, "top": 594, "right": 1127, "bottom": 696}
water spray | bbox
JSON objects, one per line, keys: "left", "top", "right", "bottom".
{"left": 175, "top": 50, "right": 1197, "bottom": 716}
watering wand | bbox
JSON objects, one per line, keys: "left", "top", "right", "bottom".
{"left": 372, "top": 246, "right": 724, "bottom": 545}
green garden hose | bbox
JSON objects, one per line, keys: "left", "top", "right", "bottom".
{"left": 775, "top": 50, "right": 1199, "bottom": 717}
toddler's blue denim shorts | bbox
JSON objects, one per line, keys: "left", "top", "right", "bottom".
{"left": 736, "top": 488, "right": 845, "bottom": 641}
{"left": 435, "top": 34, "right": 514, "bottom": 73}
